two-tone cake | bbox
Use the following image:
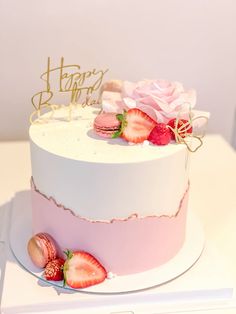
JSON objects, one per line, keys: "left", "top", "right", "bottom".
{"left": 28, "top": 79, "right": 208, "bottom": 287}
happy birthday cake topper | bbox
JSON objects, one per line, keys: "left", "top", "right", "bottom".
{"left": 30, "top": 57, "right": 108, "bottom": 124}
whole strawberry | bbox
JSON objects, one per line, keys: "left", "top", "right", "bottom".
{"left": 148, "top": 123, "right": 171, "bottom": 145}
{"left": 167, "top": 118, "right": 192, "bottom": 140}
{"left": 44, "top": 258, "right": 65, "bottom": 281}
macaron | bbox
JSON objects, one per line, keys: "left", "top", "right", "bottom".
{"left": 94, "top": 112, "right": 121, "bottom": 138}
{"left": 27, "top": 232, "right": 58, "bottom": 268}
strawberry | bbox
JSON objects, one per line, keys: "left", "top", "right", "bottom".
{"left": 113, "top": 108, "right": 157, "bottom": 143}
{"left": 167, "top": 118, "right": 192, "bottom": 140}
{"left": 148, "top": 123, "right": 171, "bottom": 145}
{"left": 44, "top": 258, "right": 65, "bottom": 281}
{"left": 63, "top": 250, "right": 107, "bottom": 289}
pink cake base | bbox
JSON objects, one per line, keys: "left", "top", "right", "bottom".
{"left": 31, "top": 181, "right": 189, "bottom": 275}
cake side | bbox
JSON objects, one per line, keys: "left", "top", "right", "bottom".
{"left": 29, "top": 104, "right": 190, "bottom": 275}
{"left": 29, "top": 106, "right": 190, "bottom": 221}
{"left": 31, "top": 180, "right": 189, "bottom": 275}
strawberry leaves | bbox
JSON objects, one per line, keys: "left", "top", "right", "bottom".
{"left": 112, "top": 112, "right": 127, "bottom": 139}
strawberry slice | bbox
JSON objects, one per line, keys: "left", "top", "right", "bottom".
{"left": 44, "top": 258, "right": 65, "bottom": 281}
{"left": 63, "top": 251, "right": 107, "bottom": 289}
{"left": 119, "top": 108, "right": 157, "bottom": 143}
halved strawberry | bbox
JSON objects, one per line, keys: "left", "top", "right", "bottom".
{"left": 63, "top": 250, "right": 107, "bottom": 289}
{"left": 44, "top": 258, "right": 65, "bottom": 281}
{"left": 115, "top": 108, "right": 157, "bottom": 143}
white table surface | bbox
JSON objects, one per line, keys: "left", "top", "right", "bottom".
{"left": 0, "top": 135, "right": 236, "bottom": 313}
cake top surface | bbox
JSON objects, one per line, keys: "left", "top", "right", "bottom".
{"left": 29, "top": 105, "right": 186, "bottom": 164}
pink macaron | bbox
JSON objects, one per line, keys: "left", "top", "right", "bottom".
{"left": 94, "top": 112, "right": 121, "bottom": 138}
{"left": 27, "top": 232, "right": 58, "bottom": 268}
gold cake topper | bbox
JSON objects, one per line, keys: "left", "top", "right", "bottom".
{"left": 30, "top": 57, "right": 108, "bottom": 124}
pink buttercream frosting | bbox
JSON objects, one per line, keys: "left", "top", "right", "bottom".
{"left": 31, "top": 179, "right": 189, "bottom": 275}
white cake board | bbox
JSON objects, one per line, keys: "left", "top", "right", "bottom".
{"left": 1, "top": 191, "right": 235, "bottom": 314}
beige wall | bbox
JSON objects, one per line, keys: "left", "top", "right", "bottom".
{"left": 0, "top": 0, "right": 236, "bottom": 144}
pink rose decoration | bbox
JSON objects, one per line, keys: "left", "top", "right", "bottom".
{"left": 121, "top": 80, "right": 196, "bottom": 123}
{"left": 100, "top": 79, "right": 208, "bottom": 146}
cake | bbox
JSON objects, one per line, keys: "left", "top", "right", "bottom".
{"left": 29, "top": 79, "right": 208, "bottom": 285}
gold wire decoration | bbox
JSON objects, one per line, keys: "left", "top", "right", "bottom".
{"left": 164, "top": 102, "right": 208, "bottom": 152}
{"left": 30, "top": 57, "right": 108, "bottom": 124}
{"left": 167, "top": 113, "right": 209, "bottom": 153}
